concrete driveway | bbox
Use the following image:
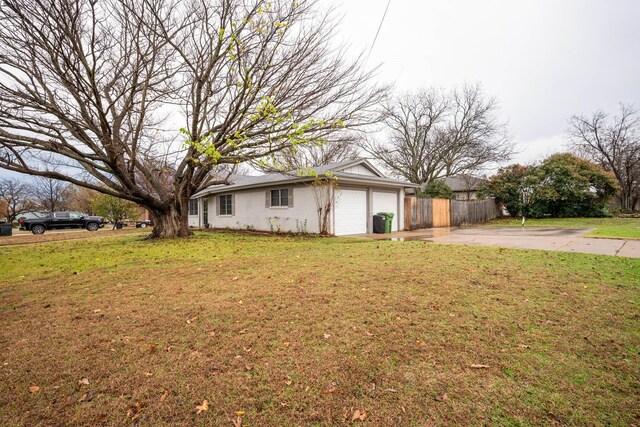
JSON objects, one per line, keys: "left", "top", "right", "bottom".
{"left": 353, "top": 227, "right": 640, "bottom": 258}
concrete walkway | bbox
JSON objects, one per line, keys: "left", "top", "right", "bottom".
{"left": 351, "top": 227, "right": 640, "bottom": 258}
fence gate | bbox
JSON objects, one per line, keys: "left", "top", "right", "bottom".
{"left": 404, "top": 197, "right": 450, "bottom": 229}
{"left": 432, "top": 198, "right": 451, "bottom": 227}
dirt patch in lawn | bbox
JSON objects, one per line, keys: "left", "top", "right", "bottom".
{"left": 1, "top": 233, "right": 638, "bottom": 426}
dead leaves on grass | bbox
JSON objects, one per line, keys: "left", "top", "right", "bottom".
{"left": 196, "top": 399, "right": 209, "bottom": 414}
{"left": 28, "top": 385, "right": 40, "bottom": 393}
{"left": 470, "top": 364, "right": 490, "bottom": 369}
{"left": 351, "top": 409, "right": 367, "bottom": 422}
{"left": 434, "top": 392, "right": 448, "bottom": 402}
{"left": 231, "top": 410, "right": 244, "bottom": 427}
{"left": 127, "top": 402, "right": 142, "bottom": 421}
{"left": 79, "top": 392, "right": 94, "bottom": 402}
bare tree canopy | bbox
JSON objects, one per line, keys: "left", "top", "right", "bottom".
{"left": 254, "top": 138, "right": 359, "bottom": 172}
{"left": 362, "top": 84, "right": 513, "bottom": 186}
{"left": 568, "top": 103, "right": 640, "bottom": 211}
{"left": 31, "top": 177, "right": 72, "bottom": 213}
{"left": 0, "top": 0, "right": 386, "bottom": 237}
{"left": 0, "top": 178, "right": 36, "bottom": 221}
{"left": 67, "top": 186, "right": 101, "bottom": 215}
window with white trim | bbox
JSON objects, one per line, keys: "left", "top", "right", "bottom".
{"left": 270, "top": 189, "right": 289, "bottom": 207}
{"left": 219, "top": 194, "right": 233, "bottom": 216}
{"left": 188, "top": 199, "right": 198, "bottom": 216}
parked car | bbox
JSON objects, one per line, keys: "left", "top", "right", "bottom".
{"left": 19, "top": 212, "right": 105, "bottom": 234}
{"left": 136, "top": 219, "right": 153, "bottom": 228}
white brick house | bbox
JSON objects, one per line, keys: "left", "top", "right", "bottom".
{"left": 188, "top": 159, "right": 418, "bottom": 235}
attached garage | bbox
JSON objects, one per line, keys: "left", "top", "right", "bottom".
{"left": 334, "top": 189, "right": 367, "bottom": 235}
{"left": 372, "top": 190, "right": 399, "bottom": 231}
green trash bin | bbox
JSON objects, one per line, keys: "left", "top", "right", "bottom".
{"left": 376, "top": 212, "right": 395, "bottom": 233}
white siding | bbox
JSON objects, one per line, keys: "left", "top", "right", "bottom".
{"left": 203, "top": 185, "right": 320, "bottom": 233}
{"left": 190, "top": 184, "right": 407, "bottom": 234}
{"left": 341, "top": 164, "right": 377, "bottom": 176}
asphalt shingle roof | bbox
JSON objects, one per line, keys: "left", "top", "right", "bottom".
{"left": 193, "top": 159, "right": 417, "bottom": 197}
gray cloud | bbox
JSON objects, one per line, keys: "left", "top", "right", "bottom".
{"left": 332, "top": 0, "right": 640, "bottom": 164}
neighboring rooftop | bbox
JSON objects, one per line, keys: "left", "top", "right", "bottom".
{"left": 440, "top": 175, "right": 486, "bottom": 192}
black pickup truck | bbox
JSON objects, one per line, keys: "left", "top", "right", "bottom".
{"left": 20, "top": 212, "right": 105, "bottom": 235}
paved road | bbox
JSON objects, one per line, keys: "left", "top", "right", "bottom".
{"left": 355, "top": 227, "right": 640, "bottom": 258}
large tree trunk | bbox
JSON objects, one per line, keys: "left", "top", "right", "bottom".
{"left": 148, "top": 200, "right": 192, "bottom": 239}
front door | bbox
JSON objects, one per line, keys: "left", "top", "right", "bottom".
{"left": 202, "top": 198, "right": 209, "bottom": 226}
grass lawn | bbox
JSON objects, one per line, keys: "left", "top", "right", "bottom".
{"left": 1, "top": 233, "right": 639, "bottom": 426}
{"left": 488, "top": 217, "right": 640, "bottom": 239}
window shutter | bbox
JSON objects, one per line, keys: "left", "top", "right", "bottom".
{"left": 288, "top": 188, "right": 294, "bottom": 208}
{"left": 265, "top": 190, "right": 270, "bottom": 208}
{"left": 215, "top": 196, "right": 220, "bottom": 216}
{"left": 231, "top": 194, "right": 235, "bottom": 216}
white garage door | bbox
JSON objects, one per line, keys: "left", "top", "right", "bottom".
{"left": 334, "top": 189, "right": 367, "bottom": 235}
{"left": 372, "top": 191, "right": 399, "bottom": 231}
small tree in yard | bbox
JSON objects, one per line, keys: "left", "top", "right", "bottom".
{"left": 305, "top": 172, "right": 337, "bottom": 236}
{"left": 0, "top": 0, "right": 385, "bottom": 238}
{"left": 92, "top": 195, "right": 138, "bottom": 228}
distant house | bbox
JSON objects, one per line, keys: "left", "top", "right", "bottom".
{"left": 440, "top": 175, "right": 486, "bottom": 201}
{"left": 189, "top": 159, "right": 418, "bottom": 235}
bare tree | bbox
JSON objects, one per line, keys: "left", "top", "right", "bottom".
{"left": 254, "top": 138, "right": 359, "bottom": 172}
{"left": 362, "top": 84, "right": 513, "bottom": 186}
{"left": 31, "top": 177, "right": 72, "bottom": 213}
{"left": 308, "top": 175, "right": 337, "bottom": 235}
{"left": 0, "top": 0, "right": 386, "bottom": 238}
{"left": 0, "top": 178, "right": 36, "bottom": 222}
{"left": 568, "top": 103, "right": 640, "bottom": 211}
{"left": 67, "top": 186, "right": 101, "bottom": 215}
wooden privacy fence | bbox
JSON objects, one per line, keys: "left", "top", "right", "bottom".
{"left": 404, "top": 197, "right": 499, "bottom": 230}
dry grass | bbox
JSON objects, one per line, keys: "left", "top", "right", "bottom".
{"left": 1, "top": 233, "right": 639, "bottom": 426}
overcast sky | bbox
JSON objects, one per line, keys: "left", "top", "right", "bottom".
{"left": 1, "top": 1, "right": 638, "bottom": 181}
{"left": 330, "top": 0, "right": 640, "bottom": 165}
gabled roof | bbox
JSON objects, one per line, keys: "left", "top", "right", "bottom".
{"left": 192, "top": 158, "right": 418, "bottom": 198}
{"left": 311, "top": 158, "right": 386, "bottom": 177}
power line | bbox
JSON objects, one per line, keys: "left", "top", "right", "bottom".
{"left": 367, "top": 0, "right": 391, "bottom": 62}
